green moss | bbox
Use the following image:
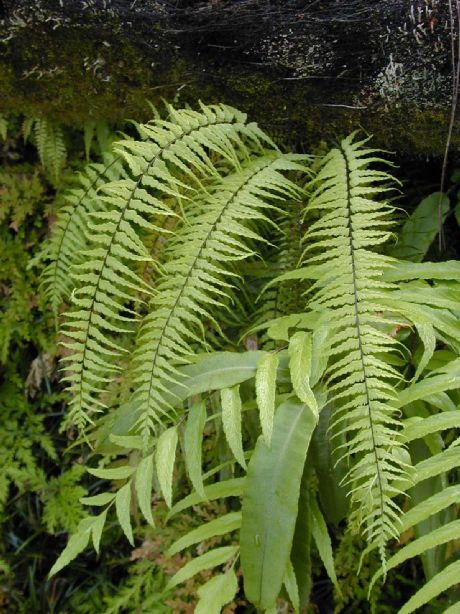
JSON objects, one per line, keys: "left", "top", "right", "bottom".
{"left": 0, "top": 23, "right": 458, "bottom": 157}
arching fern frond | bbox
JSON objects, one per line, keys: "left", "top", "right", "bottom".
{"left": 298, "top": 134, "right": 408, "bottom": 562}
{"left": 61, "top": 103, "right": 274, "bottom": 431}
{"left": 131, "top": 153, "right": 303, "bottom": 438}
{"left": 42, "top": 152, "right": 126, "bottom": 316}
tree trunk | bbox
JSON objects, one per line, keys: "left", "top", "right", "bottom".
{"left": 0, "top": 0, "right": 456, "bottom": 155}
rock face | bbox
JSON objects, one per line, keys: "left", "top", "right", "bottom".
{"left": 0, "top": 0, "right": 456, "bottom": 154}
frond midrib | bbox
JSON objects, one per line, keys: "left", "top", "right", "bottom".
{"left": 340, "top": 141, "right": 386, "bottom": 547}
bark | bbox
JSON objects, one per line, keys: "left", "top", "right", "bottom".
{"left": 0, "top": 0, "right": 456, "bottom": 154}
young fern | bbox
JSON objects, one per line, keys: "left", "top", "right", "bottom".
{"left": 34, "top": 118, "right": 67, "bottom": 185}
{"left": 298, "top": 134, "right": 408, "bottom": 561}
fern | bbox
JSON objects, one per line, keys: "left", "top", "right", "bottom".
{"left": 34, "top": 117, "right": 67, "bottom": 185}
{"left": 60, "top": 103, "right": 266, "bottom": 431}
{"left": 131, "top": 153, "right": 302, "bottom": 438}
{"left": 370, "top": 404, "right": 460, "bottom": 612}
{"left": 292, "top": 134, "right": 408, "bottom": 560}
{"left": 41, "top": 106, "right": 460, "bottom": 613}
{"left": 42, "top": 152, "right": 127, "bottom": 316}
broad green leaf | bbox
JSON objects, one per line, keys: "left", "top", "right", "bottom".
{"left": 168, "top": 512, "right": 241, "bottom": 556}
{"left": 400, "top": 484, "right": 460, "bottom": 531}
{"left": 109, "top": 434, "right": 143, "bottom": 449}
{"left": 165, "top": 546, "right": 238, "bottom": 591}
{"left": 398, "top": 560, "right": 460, "bottom": 614}
{"left": 80, "top": 492, "right": 115, "bottom": 506}
{"left": 372, "top": 520, "right": 460, "bottom": 591}
{"left": 311, "top": 326, "right": 330, "bottom": 387}
{"left": 288, "top": 332, "right": 318, "bottom": 418}
{"left": 49, "top": 528, "right": 91, "bottom": 577}
{"left": 171, "top": 352, "right": 267, "bottom": 403}
{"left": 255, "top": 353, "right": 279, "bottom": 446}
{"left": 87, "top": 466, "right": 135, "bottom": 480}
{"left": 135, "top": 453, "right": 155, "bottom": 527}
{"left": 156, "top": 426, "right": 178, "bottom": 508}
{"left": 166, "top": 478, "right": 245, "bottom": 520}
{"left": 425, "top": 392, "right": 457, "bottom": 413}
{"left": 311, "top": 496, "right": 340, "bottom": 593}
{"left": 310, "top": 404, "right": 348, "bottom": 525}
{"left": 240, "top": 399, "right": 317, "bottom": 609}
{"left": 184, "top": 401, "right": 207, "bottom": 497}
{"left": 103, "top": 352, "right": 268, "bottom": 445}
{"left": 291, "top": 463, "right": 312, "bottom": 610}
{"left": 407, "top": 440, "right": 450, "bottom": 581}
{"left": 443, "top": 602, "right": 460, "bottom": 614}
{"left": 409, "top": 447, "right": 460, "bottom": 487}
{"left": 116, "top": 482, "right": 134, "bottom": 545}
{"left": 195, "top": 570, "right": 238, "bottom": 614}
{"left": 390, "top": 192, "right": 449, "bottom": 262}
{"left": 92, "top": 508, "right": 108, "bottom": 553}
{"left": 284, "top": 559, "right": 300, "bottom": 614}
{"left": 221, "top": 386, "right": 246, "bottom": 468}
{"left": 383, "top": 260, "right": 460, "bottom": 282}
{"left": 397, "top": 361, "right": 460, "bottom": 407}
{"left": 403, "top": 412, "right": 460, "bottom": 443}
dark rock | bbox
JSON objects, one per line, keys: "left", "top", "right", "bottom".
{"left": 0, "top": 0, "right": 457, "bottom": 154}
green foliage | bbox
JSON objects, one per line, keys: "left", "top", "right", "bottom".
{"left": 2, "top": 102, "right": 460, "bottom": 612}
{"left": 240, "top": 398, "right": 317, "bottom": 610}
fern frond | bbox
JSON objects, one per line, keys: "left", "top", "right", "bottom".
{"left": 42, "top": 153, "right": 126, "bottom": 315}
{"left": 34, "top": 118, "right": 67, "bottom": 185}
{"left": 248, "top": 199, "right": 307, "bottom": 348}
{"left": 300, "top": 134, "right": 407, "bottom": 561}
{"left": 131, "top": 154, "right": 302, "bottom": 438}
{"left": 370, "top": 407, "right": 460, "bottom": 612}
{"left": 62, "top": 103, "right": 271, "bottom": 431}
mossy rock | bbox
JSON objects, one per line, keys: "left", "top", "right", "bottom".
{"left": 0, "top": 0, "right": 457, "bottom": 155}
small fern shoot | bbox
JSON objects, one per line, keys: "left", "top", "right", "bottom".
{"left": 34, "top": 118, "right": 67, "bottom": 185}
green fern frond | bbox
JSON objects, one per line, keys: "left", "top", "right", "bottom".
{"left": 248, "top": 199, "right": 307, "bottom": 348}
{"left": 299, "top": 134, "right": 408, "bottom": 561}
{"left": 61, "top": 103, "right": 271, "bottom": 431}
{"left": 42, "top": 153, "right": 126, "bottom": 316}
{"left": 370, "top": 407, "right": 460, "bottom": 612}
{"left": 34, "top": 118, "right": 67, "bottom": 185}
{"left": 131, "top": 153, "right": 302, "bottom": 438}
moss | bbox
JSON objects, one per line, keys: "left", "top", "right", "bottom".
{"left": 0, "top": 19, "right": 458, "bottom": 157}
